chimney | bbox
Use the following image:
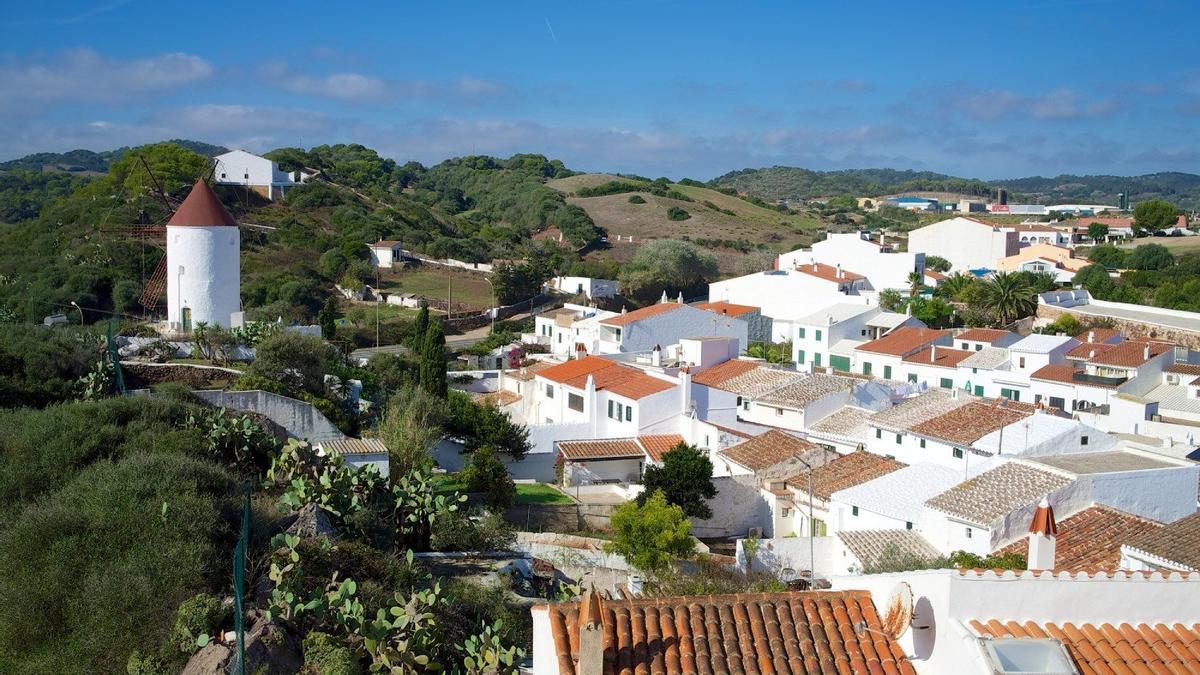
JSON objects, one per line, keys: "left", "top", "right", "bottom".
{"left": 1143, "top": 344, "right": 1151, "bottom": 361}
{"left": 905, "top": 303, "right": 912, "bottom": 317}
{"left": 836, "top": 263, "right": 843, "bottom": 279}
{"left": 576, "top": 343, "right": 588, "bottom": 359}
{"left": 577, "top": 590, "right": 606, "bottom": 675}
{"left": 651, "top": 344, "right": 662, "bottom": 367}
{"left": 1027, "top": 498, "right": 1057, "bottom": 571}
{"left": 930, "top": 345, "right": 937, "bottom": 363}
{"left": 677, "top": 291, "right": 684, "bottom": 304}
{"left": 660, "top": 290, "right": 668, "bottom": 304}
{"left": 812, "top": 260, "right": 819, "bottom": 272}
{"left": 1087, "top": 330, "right": 1095, "bottom": 343}
{"left": 679, "top": 366, "right": 693, "bottom": 415}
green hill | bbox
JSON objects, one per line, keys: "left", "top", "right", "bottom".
{"left": 711, "top": 166, "right": 1200, "bottom": 210}
{"left": 0, "top": 139, "right": 228, "bottom": 174}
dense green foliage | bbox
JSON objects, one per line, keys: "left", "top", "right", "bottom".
{"left": 617, "top": 239, "right": 720, "bottom": 302}
{"left": 0, "top": 170, "right": 92, "bottom": 223}
{"left": 0, "top": 324, "right": 100, "bottom": 408}
{"left": 1133, "top": 199, "right": 1180, "bottom": 233}
{"left": 639, "top": 443, "right": 717, "bottom": 519}
{"left": 606, "top": 491, "right": 695, "bottom": 575}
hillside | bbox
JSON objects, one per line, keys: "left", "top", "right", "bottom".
{"left": 548, "top": 173, "right": 823, "bottom": 271}
{"left": 0, "top": 140, "right": 228, "bottom": 174}
{"left": 711, "top": 166, "right": 1200, "bottom": 210}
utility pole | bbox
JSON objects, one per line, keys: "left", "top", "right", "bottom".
{"left": 447, "top": 269, "right": 453, "bottom": 322}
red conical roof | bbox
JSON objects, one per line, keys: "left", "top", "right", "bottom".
{"left": 168, "top": 179, "right": 237, "bottom": 227}
{"left": 1029, "top": 497, "right": 1057, "bottom": 537}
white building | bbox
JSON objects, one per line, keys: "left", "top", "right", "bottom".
{"left": 595, "top": 300, "right": 749, "bottom": 355}
{"left": 853, "top": 326, "right": 953, "bottom": 382}
{"left": 213, "top": 149, "right": 310, "bottom": 201}
{"left": 547, "top": 276, "right": 619, "bottom": 300}
{"left": 530, "top": 354, "right": 680, "bottom": 433}
{"left": 829, "top": 462, "right": 965, "bottom": 534}
{"left": 166, "top": 179, "right": 241, "bottom": 331}
{"left": 708, "top": 264, "right": 868, "bottom": 341}
{"left": 778, "top": 232, "right": 925, "bottom": 292}
{"left": 791, "top": 303, "right": 925, "bottom": 372}
{"left": 528, "top": 304, "right": 617, "bottom": 358}
{"left": 907, "top": 217, "right": 1019, "bottom": 272}
{"left": 368, "top": 240, "right": 406, "bottom": 269}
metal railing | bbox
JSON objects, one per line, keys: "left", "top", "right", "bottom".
{"left": 230, "top": 492, "right": 250, "bottom": 675}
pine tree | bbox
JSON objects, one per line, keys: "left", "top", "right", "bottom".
{"left": 419, "top": 318, "right": 447, "bottom": 398}
{"left": 317, "top": 297, "right": 338, "bottom": 340}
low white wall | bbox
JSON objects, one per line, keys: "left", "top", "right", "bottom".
{"left": 431, "top": 438, "right": 557, "bottom": 482}
{"left": 690, "top": 474, "right": 773, "bottom": 538}
{"left": 193, "top": 389, "right": 345, "bottom": 443}
{"left": 735, "top": 536, "right": 843, "bottom": 577}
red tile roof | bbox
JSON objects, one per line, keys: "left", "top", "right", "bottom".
{"left": 969, "top": 619, "right": 1200, "bottom": 674}
{"left": 691, "top": 358, "right": 760, "bottom": 387}
{"left": 720, "top": 429, "right": 819, "bottom": 472}
{"left": 537, "top": 355, "right": 675, "bottom": 400}
{"left": 638, "top": 434, "right": 686, "bottom": 463}
{"left": 786, "top": 451, "right": 906, "bottom": 501}
{"left": 994, "top": 505, "right": 1163, "bottom": 572}
{"left": 168, "top": 179, "right": 237, "bottom": 227}
{"left": 599, "top": 302, "right": 684, "bottom": 326}
{"left": 857, "top": 327, "right": 950, "bottom": 357}
{"left": 693, "top": 301, "right": 758, "bottom": 317}
{"left": 1124, "top": 511, "right": 1200, "bottom": 571}
{"left": 546, "top": 590, "right": 917, "bottom": 675}
{"left": 923, "top": 269, "right": 947, "bottom": 281}
{"left": 791, "top": 261, "right": 865, "bottom": 283}
{"left": 557, "top": 438, "right": 646, "bottom": 460}
{"left": 956, "top": 328, "right": 1014, "bottom": 344}
{"left": 909, "top": 400, "right": 1032, "bottom": 446}
{"left": 1165, "top": 364, "right": 1200, "bottom": 376}
{"left": 901, "top": 346, "right": 974, "bottom": 369}
{"left": 1074, "top": 328, "right": 1121, "bottom": 344}
{"left": 1087, "top": 341, "right": 1173, "bottom": 368}
{"left": 1030, "top": 363, "right": 1121, "bottom": 389}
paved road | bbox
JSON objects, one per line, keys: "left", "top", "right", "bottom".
{"left": 446, "top": 307, "right": 546, "bottom": 348}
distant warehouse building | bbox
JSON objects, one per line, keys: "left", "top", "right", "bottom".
{"left": 887, "top": 196, "right": 939, "bottom": 211}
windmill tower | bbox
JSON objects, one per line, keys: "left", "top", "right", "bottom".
{"left": 166, "top": 179, "right": 241, "bottom": 331}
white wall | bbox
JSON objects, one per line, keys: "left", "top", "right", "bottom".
{"left": 709, "top": 271, "right": 854, "bottom": 336}
{"left": 907, "top": 217, "right": 1018, "bottom": 272}
{"left": 167, "top": 224, "right": 241, "bottom": 329}
{"left": 608, "top": 306, "right": 749, "bottom": 355}
{"left": 214, "top": 150, "right": 280, "bottom": 187}
{"left": 804, "top": 233, "right": 925, "bottom": 291}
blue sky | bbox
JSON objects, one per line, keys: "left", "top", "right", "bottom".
{"left": 1, "top": 0, "right": 1198, "bottom": 179}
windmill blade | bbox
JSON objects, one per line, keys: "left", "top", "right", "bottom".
{"left": 139, "top": 255, "right": 169, "bottom": 311}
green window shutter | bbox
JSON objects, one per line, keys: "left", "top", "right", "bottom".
{"left": 919, "top": 438, "right": 926, "bottom": 448}
{"left": 814, "top": 353, "right": 822, "bottom": 366}
{"left": 883, "top": 365, "right": 892, "bottom": 379}
{"left": 974, "top": 385, "right": 984, "bottom": 396}
{"left": 815, "top": 329, "right": 822, "bottom": 341}
{"left": 797, "top": 350, "right": 805, "bottom": 364}
{"left": 875, "top": 428, "right": 882, "bottom": 439}
{"left": 863, "top": 362, "right": 872, "bottom": 375}
{"left": 798, "top": 327, "right": 805, "bottom": 339}
{"left": 907, "top": 373, "right": 917, "bottom": 383}
{"left": 940, "top": 377, "right": 953, "bottom": 389}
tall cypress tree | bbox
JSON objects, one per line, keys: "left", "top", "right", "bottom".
{"left": 411, "top": 302, "right": 429, "bottom": 352}
{"left": 419, "top": 318, "right": 447, "bottom": 398}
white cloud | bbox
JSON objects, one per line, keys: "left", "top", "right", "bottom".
{"left": 259, "top": 61, "right": 510, "bottom": 104}
{"left": 0, "top": 48, "right": 212, "bottom": 111}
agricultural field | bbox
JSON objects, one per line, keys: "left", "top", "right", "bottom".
{"left": 377, "top": 264, "right": 496, "bottom": 309}
{"left": 1117, "top": 235, "right": 1200, "bottom": 256}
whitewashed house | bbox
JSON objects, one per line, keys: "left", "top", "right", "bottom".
{"left": 213, "top": 149, "right": 310, "bottom": 201}
{"left": 829, "top": 462, "right": 965, "bottom": 534}
{"left": 547, "top": 276, "right": 619, "bottom": 300}
{"left": 595, "top": 301, "right": 749, "bottom": 355}
{"left": 778, "top": 232, "right": 925, "bottom": 292}
{"left": 708, "top": 264, "right": 868, "bottom": 341}
{"left": 907, "top": 217, "right": 1019, "bottom": 272}
{"left": 369, "top": 240, "right": 406, "bottom": 269}
{"left": 791, "top": 303, "right": 924, "bottom": 372}
{"left": 853, "top": 326, "right": 952, "bottom": 382}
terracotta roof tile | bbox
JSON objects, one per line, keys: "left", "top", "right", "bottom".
{"left": 790, "top": 261, "right": 866, "bottom": 283}
{"left": 901, "top": 346, "right": 974, "bottom": 369}
{"left": 719, "top": 429, "right": 820, "bottom": 472}
{"left": 693, "top": 301, "right": 758, "bottom": 317}
{"left": 758, "top": 373, "right": 857, "bottom": 409}
{"left": 1087, "top": 341, "right": 1173, "bottom": 368}
{"left": 857, "top": 327, "right": 950, "bottom": 357}
{"left": 909, "top": 400, "right": 1032, "bottom": 446}
{"left": 599, "top": 302, "right": 685, "bottom": 326}
{"left": 557, "top": 438, "right": 646, "bottom": 460}
{"left": 694, "top": 362, "right": 804, "bottom": 397}
{"left": 956, "top": 328, "right": 1015, "bottom": 344}
{"left": 546, "top": 590, "right": 917, "bottom": 675}
{"left": 925, "top": 462, "right": 1073, "bottom": 527}
{"left": 690, "top": 359, "right": 761, "bottom": 387}
{"left": 1124, "top": 512, "right": 1200, "bottom": 571}
{"left": 1165, "top": 364, "right": 1200, "bottom": 376}
{"left": 869, "top": 389, "right": 974, "bottom": 433}
{"left": 168, "top": 179, "right": 237, "bottom": 227}
{"left": 1075, "top": 328, "right": 1122, "bottom": 344}
{"left": 838, "top": 530, "right": 941, "bottom": 567}
{"left": 537, "top": 355, "right": 676, "bottom": 400}
{"left": 970, "top": 619, "right": 1200, "bottom": 674}
{"left": 638, "top": 434, "right": 686, "bottom": 463}
{"left": 994, "top": 505, "right": 1163, "bottom": 571}
{"left": 786, "top": 451, "right": 906, "bottom": 500}
{"left": 512, "top": 360, "right": 556, "bottom": 381}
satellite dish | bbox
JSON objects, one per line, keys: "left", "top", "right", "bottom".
{"left": 881, "top": 582, "right": 914, "bottom": 639}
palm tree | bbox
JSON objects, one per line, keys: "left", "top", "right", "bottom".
{"left": 982, "top": 271, "right": 1037, "bottom": 327}
{"left": 906, "top": 271, "right": 924, "bottom": 298}
{"left": 935, "top": 273, "right": 974, "bottom": 301}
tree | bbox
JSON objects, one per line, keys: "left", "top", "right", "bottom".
{"left": 107, "top": 142, "right": 210, "bottom": 197}
{"left": 411, "top": 302, "right": 430, "bottom": 352}
{"left": 419, "top": 318, "right": 448, "bottom": 398}
{"left": 461, "top": 446, "right": 515, "bottom": 511}
{"left": 665, "top": 206, "right": 691, "bottom": 221}
{"left": 317, "top": 297, "right": 338, "bottom": 340}
{"left": 1133, "top": 199, "right": 1179, "bottom": 234}
{"left": 1074, "top": 264, "right": 1116, "bottom": 296}
{"left": 617, "top": 240, "right": 719, "bottom": 302}
{"left": 380, "top": 385, "right": 445, "bottom": 480}
{"left": 878, "top": 289, "right": 904, "bottom": 312}
{"left": 1126, "top": 243, "right": 1175, "bottom": 271}
{"left": 1087, "top": 222, "right": 1109, "bottom": 244}
{"left": 1088, "top": 244, "right": 1127, "bottom": 268}
{"left": 924, "top": 255, "right": 952, "bottom": 273}
{"left": 906, "top": 271, "right": 923, "bottom": 298}
{"left": 1022, "top": 270, "right": 1059, "bottom": 294}
{"left": 934, "top": 273, "right": 975, "bottom": 301}
{"left": 249, "top": 332, "right": 339, "bottom": 397}
{"left": 605, "top": 491, "right": 694, "bottom": 574}
{"left": 640, "top": 443, "right": 717, "bottom": 519}
{"left": 112, "top": 279, "right": 142, "bottom": 315}
{"left": 981, "top": 271, "right": 1037, "bottom": 326}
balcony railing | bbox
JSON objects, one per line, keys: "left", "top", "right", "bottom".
{"left": 1071, "top": 371, "right": 1128, "bottom": 386}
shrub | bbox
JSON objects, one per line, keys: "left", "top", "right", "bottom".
{"left": 303, "top": 631, "right": 363, "bottom": 675}
{"left": 628, "top": 195, "right": 646, "bottom": 204}
{"left": 666, "top": 206, "right": 691, "bottom": 221}
{"left": 431, "top": 510, "right": 515, "bottom": 552}
{"left": 172, "top": 593, "right": 227, "bottom": 653}
{"left": 462, "top": 447, "right": 516, "bottom": 510}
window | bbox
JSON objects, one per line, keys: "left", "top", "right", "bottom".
{"left": 1081, "top": 435, "right": 1089, "bottom": 446}
{"left": 814, "top": 353, "right": 822, "bottom": 367}
{"left": 875, "top": 428, "right": 882, "bottom": 439}
{"left": 243, "top": 172, "right": 249, "bottom": 179}
{"left": 625, "top": 406, "right": 632, "bottom": 422}
{"left": 907, "top": 374, "right": 918, "bottom": 384}
{"left": 974, "top": 385, "right": 984, "bottom": 396}
{"left": 815, "top": 329, "right": 823, "bottom": 342}
{"left": 796, "top": 350, "right": 805, "bottom": 364}
{"left": 851, "top": 506, "right": 859, "bottom": 516}
{"left": 906, "top": 522, "right": 913, "bottom": 530}
{"left": 742, "top": 399, "right": 750, "bottom": 411}
{"left": 961, "top": 342, "right": 968, "bottom": 350}
{"left": 1018, "top": 357, "right": 1026, "bottom": 368}
{"left": 964, "top": 527, "right": 973, "bottom": 539}
{"left": 863, "top": 362, "right": 872, "bottom": 375}
{"left": 781, "top": 507, "right": 792, "bottom": 518}
{"left": 939, "top": 377, "right": 953, "bottom": 389}
{"left": 919, "top": 439, "right": 926, "bottom": 449}
{"left": 614, "top": 328, "right": 622, "bottom": 341}
{"left": 1000, "top": 388, "right": 1021, "bottom": 402}
{"left": 220, "top": 172, "right": 226, "bottom": 178}
{"left": 776, "top": 407, "right": 784, "bottom": 416}
{"left": 607, "top": 400, "right": 614, "bottom": 417}
{"left": 975, "top": 344, "right": 983, "bottom": 351}
{"left": 883, "top": 365, "right": 892, "bottom": 379}
{"left": 953, "top": 448, "right": 964, "bottom": 459}
{"left": 557, "top": 333, "right": 562, "bottom": 344}
{"left": 798, "top": 327, "right": 806, "bottom": 339}
{"left": 545, "top": 384, "right": 554, "bottom": 398}
{"left": 568, "top": 393, "right": 584, "bottom": 412}
{"left": 895, "top": 434, "right": 902, "bottom": 444}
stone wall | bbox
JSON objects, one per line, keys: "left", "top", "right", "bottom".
{"left": 1037, "top": 304, "right": 1200, "bottom": 349}
{"left": 193, "top": 390, "right": 346, "bottom": 443}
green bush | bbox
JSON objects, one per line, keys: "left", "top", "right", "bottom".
{"left": 628, "top": 195, "right": 646, "bottom": 204}
{"left": 303, "top": 631, "right": 363, "bottom": 675}
{"left": 172, "top": 593, "right": 227, "bottom": 653}
{"left": 666, "top": 206, "right": 691, "bottom": 221}
{"left": 126, "top": 649, "right": 171, "bottom": 675}
{"left": 461, "top": 447, "right": 515, "bottom": 510}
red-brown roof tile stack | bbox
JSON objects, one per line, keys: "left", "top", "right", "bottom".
{"left": 691, "top": 359, "right": 761, "bottom": 388}
{"left": 638, "top": 434, "right": 686, "bottom": 463}
{"left": 599, "top": 302, "right": 684, "bottom": 326}
{"left": 956, "top": 328, "right": 1015, "bottom": 344}
{"left": 546, "top": 590, "right": 917, "bottom": 675}
{"left": 557, "top": 438, "right": 646, "bottom": 460}
{"left": 909, "top": 400, "right": 1032, "bottom": 446}
{"left": 901, "top": 346, "right": 974, "bottom": 369}
{"left": 786, "top": 451, "right": 906, "bottom": 501}
{"left": 720, "top": 429, "right": 820, "bottom": 472}
{"left": 538, "top": 355, "right": 675, "bottom": 400}
{"left": 969, "top": 619, "right": 1200, "bottom": 674}
{"left": 791, "top": 261, "right": 866, "bottom": 283}
{"left": 857, "top": 327, "right": 950, "bottom": 357}
{"left": 993, "top": 505, "right": 1163, "bottom": 571}
{"left": 693, "top": 301, "right": 759, "bottom": 317}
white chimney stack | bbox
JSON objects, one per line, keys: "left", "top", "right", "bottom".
{"left": 651, "top": 344, "right": 662, "bottom": 367}
{"left": 677, "top": 291, "right": 684, "bottom": 304}
{"left": 1087, "top": 330, "right": 1095, "bottom": 343}
{"left": 930, "top": 345, "right": 937, "bottom": 362}
{"left": 812, "top": 260, "right": 819, "bottom": 272}
{"left": 1143, "top": 344, "right": 1151, "bottom": 360}
{"left": 1027, "top": 497, "right": 1057, "bottom": 571}
{"left": 836, "top": 263, "right": 843, "bottom": 279}
{"left": 660, "top": 290, "right": 668, "bottom": 304}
